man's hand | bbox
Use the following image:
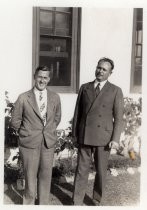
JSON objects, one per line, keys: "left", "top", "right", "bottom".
{"left": 109, "top": 141, "right": 119, "bottom": 150}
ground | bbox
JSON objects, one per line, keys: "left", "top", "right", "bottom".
{"left": 4, "top": 154, "right": 140, "bottom": 206}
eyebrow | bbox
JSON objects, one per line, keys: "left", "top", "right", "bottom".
{"left": 38, "top": 75, "right": 49, "bottom": 78}
{"left": 97, "top": 66, "right": 107, "bottom": 71}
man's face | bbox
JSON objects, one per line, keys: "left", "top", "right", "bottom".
{"left": 95, "top": 61, "right": 112, "bottom": 82}
{"left": 34, "top": 70, "right": 50, "bottom": 91}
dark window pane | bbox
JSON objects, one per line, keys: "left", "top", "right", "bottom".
{"left": 136, "top": 22, "right": 142, "bottom": 30}
{"left": 40, "top": 37, "right": 54, "bottom": 51}
{"left": 135, "top": 57, "right": 142, "bottom": 65}
{"left": 55, "top": 13, "right": 70, "bottom": 36}
{"left": 40, "top": 7, "right": 54, "bottom": 11}
{"left": 40, "top": 37, "right": 68, "bottom": 52}
{"left": 40, "top": 27, "right": 53, "bottom": 35}
{"left": 40, "top": 10, "right": 53, "bottom": 28}
{"left": 55, "top": 28, "right": 70, "bottom": 36}
{"left": 137, "top": 8, "right": 143, "bottom": 21}
{"left": 134, "top": 67, "right": 142, "bottom": 86}
{"left": 56, "top": 13, "right": 70, "bottom": 28}
{"left": 56, "top": 7, "right": 71, "bottom": 12}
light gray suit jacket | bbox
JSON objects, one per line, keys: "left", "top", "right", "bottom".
{"left": 11, "top": 88, "right": 61, "bottom": 149}
{"left": 72, "top": 81, "right": 124, "bottom": 146}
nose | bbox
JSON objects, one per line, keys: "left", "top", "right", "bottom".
{"left": 99, "top": 68, "right": 102, "bottom": 73}
{"left": 97, "top": 67, "right": 103, "bottom": 73}
{"left": 40, "top": 77, "right": 45, "bottom": 83}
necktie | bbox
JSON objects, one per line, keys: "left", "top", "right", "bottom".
{"left": 39, "top": 91, "right": 43, "bottom": 101}
{"left": 39, "top": 91, "right": 47, "bottom": 125}
{"left": 95, "top": 83, "right": 100, "bottom": 96}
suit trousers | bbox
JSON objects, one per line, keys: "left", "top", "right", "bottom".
{"left": 19, "top": 139, "right": 54, "bottom": 205}
{"left": 72, "top": 144, "right": 110, "bottom": 205}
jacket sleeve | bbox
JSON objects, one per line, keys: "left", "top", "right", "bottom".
{"left": 72, "top": 85, "right": 83, "bottom": 137}
{"left": 111, "top": 87, "right": 124, "bottom": 143}
{"left": 11, "top": 95, "right": 23, "bottom": 132}
{"left": 55, "top": 94, "right": 61, "bottom": 127}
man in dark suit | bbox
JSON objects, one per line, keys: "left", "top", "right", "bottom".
{"left": 72, "top": 57, "right": 124, "bottom": 205}
{"left": 11, "top": 66, "right": 61, "bottom": 205}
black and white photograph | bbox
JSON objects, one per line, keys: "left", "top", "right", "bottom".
{"left": 0, "top": 0, "right": 147, "bottom": 208}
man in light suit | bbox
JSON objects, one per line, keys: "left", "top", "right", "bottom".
{"left": 72, "top": 57, "right": 124, "bottom": 205}
{"left": 11, "top": 66, "right": 61, "bottom": 205}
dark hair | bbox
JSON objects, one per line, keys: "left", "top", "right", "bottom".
{"left": 98, "top": 57, "right": 114, "bottom": 70}
{"left": 34, "top": 66, "right": 51, "bottom": 76}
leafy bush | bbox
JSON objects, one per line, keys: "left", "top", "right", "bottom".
{"left": 123, "top": 97, "right": 141, "bottom": 136}
{"left": 118, "top": 97, "right": 141, "bottom": 157}
{"left": 5, "top": 91, "right": 19, "bottom": 148}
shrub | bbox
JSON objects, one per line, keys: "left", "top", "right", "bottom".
{"left": 118, "top": 97, "right": 141, "bottom": 157}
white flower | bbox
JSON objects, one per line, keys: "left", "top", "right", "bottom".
{"left": 110, "top": 168, "right": 119, "bottom": 177}
{"left": 6, "top": 148, "right": 19, "bottom": 166}
{"left": 127, "top": 167, "right": 135, "bottom": 175}
{"left": 64, "top": 129, "right": 70, "bottom": 136}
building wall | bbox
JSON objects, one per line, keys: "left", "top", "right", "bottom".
{"left": 1, "top": 4, "right": 140, "bottom": 129}
{"left": 80, "top": 8, "right": 133, "bottom": 94}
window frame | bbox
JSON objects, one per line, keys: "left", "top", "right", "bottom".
{"left": 32, "top": 7, "right": 81, "bottom": 93}
{"left": 130, "top": 8, "right": 143, "bottom": 94}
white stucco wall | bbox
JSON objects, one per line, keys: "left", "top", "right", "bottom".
{"left": 80, "top": 8, "right": 133, "bottom": 96}
{"left": 0, "top": 4, "right": 139, "bottom": 128}
{"left": 1, "top": 3, "right": 33, "bottom": 101}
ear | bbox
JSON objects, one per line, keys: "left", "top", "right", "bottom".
{"left": 47, "top": 77, "right": 50, "bottom": 83}
{"left": 109, "top": 71, "right": 113, "bottom": 75}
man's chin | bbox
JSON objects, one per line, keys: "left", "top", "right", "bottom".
{"left": 96, "top": 77, "right": 102, "bottom": 82}
{"left": 36, "top": 86, "right": 46, "bottom": 91}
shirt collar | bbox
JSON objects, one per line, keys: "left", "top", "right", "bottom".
{"left": 94, "top": 79, "right": 107, "bottom": 89}
{"left": 33, "top": 87, "right": 47, "bottom": 95}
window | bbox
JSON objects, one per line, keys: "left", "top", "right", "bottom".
{"left": 32, "top": 7, "right": 81, "bottom": 93}
{"left": 130, "top": 8, "right": 143, "bottom": 93}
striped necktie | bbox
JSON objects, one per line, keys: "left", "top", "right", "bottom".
{"left": 39, "top": 91, "right": 47, "bottom": 125}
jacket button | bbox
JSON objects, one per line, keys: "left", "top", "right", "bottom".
{"left": 102, "top": 105, "right": 105, "bottom": 107}
{"left": 99, "top": 115, "right": 101, "bottom": 117}
{"left": 97, "top": 125, "right": 100, "bottom": 127}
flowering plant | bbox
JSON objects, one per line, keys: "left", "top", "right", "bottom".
{"left": 55, "top": 119, "right": 76, "bottom": 154}
{"left": 5, "top": 91, "right": 19, "bottom": 148}
{"left": 117, "top": 97, "right": 142, "bottom": 157}
{"left": 123, "top": 97, "right": 141, "bottom": 136}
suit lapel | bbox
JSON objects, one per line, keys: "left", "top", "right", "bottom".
{"left": 46, "top": 89, "right": 55, "bottom": 122}
{"left": 91, "top": 81, "right": 111, "bottom": 109}
{"left": 85, "top": 81, "right": 95, "bottom": 103}
{"left": 83, "top": 81, "right": 97, "bottom": 114}
{"left": 27, "top": 89, "right": 42, "bottom": 120}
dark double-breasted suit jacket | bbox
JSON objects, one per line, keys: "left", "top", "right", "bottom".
{"left": 11, "top": 88, "right": 61, "bottom": 148}
{"left": 72, "top": 81, "right": 124, "bottom": 146}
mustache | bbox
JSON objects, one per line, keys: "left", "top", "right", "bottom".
{"left": 96, "top": 72, "right": 103, "bottom": 76}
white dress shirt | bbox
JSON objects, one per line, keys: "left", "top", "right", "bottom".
{"left": 94, "top": 79, "right": 107, "bottom": 91}
{"left": 33, "top": 87, "right": 47, "bottom": 113}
